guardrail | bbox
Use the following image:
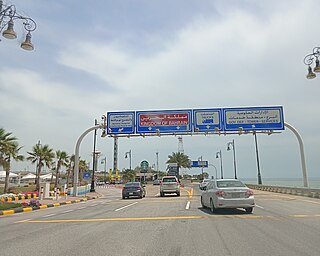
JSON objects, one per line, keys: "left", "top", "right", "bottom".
{"left": 246, "top": 184, "right": 320, "bottom": 198}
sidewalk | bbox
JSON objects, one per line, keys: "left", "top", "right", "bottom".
{"left": 0, "top": 191, "right": 102, "bottom": 216}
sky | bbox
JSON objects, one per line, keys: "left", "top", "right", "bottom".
{"left": 1, "top": 0, "right": 320, "bottom": 184}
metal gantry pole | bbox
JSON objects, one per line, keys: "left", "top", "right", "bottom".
{"left": 254, "top": 132, "right": 262, "bottom": 184}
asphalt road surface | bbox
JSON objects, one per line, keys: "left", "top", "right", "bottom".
{"left": 1, "top": 183, "right": 320, "bottom": 256}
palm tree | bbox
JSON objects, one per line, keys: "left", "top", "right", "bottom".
{"left": 122, "top": 169, "right": 136, "bottom": 182}
{"left": 27, "top": 144, "right": 55, "bottom": 191}
{"left": 78, "top": 159, "right": 88, "bottom": 185}
{"left": 54, "top": 150, "right": 69, "bottom": 187}
{"left": 166, "top": 152, "right": 191, "bottom": 177}
{"left": 66, "top": 154, "right": 75, "bottom": 188}
{"left": 0, "top": 128, "right": 24, "bottom": 193}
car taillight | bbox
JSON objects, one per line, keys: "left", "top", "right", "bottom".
{"left": 215, "top": 191, "right": 225, "bottom": 197}
{"left": 245, "top": 189, "right": 254, "bottom": 197}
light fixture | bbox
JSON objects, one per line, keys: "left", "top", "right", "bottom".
{"left": 0, "top": 0, "right": 37, "bottom": 50}
{"left": 2, "top": 19, "right": 17, "bottom": 39}
{"left": 20, "top": 32, "right": 34, "bottom": 50}
{"left": 306, "top": 66, "right": 316, "bottom": 79}
{"left": 314, "top": 58, "right": 320, "bottom": 73}
{"left": 304, "top": 47, "right": 320, "bottom": 79}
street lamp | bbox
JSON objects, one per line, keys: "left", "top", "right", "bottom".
{"left": 215, "top": 150, "right": 223, "bottom": 179}
{"left": 90, "top": 119, "right": 98, "bottom": 192}
{"left": 208, "top": 164, "right": 218, "bottom": 179}
{"left": 227, "top": 139, "right": 237, "bottom": 179}
{"left": 198, "top": 156, "right": 203, "bottom": 180}
{"left": 304, "top": 47, "right": 320, "bottom": 79}
{"left": 0, "top": 0, "right": 37, "bottom": 50}
{"left": 125, "top": 150, "right": 132, "bottom": 170}
{"left": 101, "top": 157, "right": 107, "bottom": 182}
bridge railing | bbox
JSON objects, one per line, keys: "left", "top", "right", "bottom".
{"left": 246, "top": 184, "right": 320, "bottom": 198}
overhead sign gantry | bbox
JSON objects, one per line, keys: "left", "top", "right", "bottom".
{"left": 106, "top": 106, "right": 284, "bottom": 135}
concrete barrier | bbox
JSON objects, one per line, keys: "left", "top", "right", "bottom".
{"left": 246, "top": 184, "right": 320, "bottom": 199}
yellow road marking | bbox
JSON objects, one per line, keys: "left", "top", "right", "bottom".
{"left": 15, "top": 214, "right": 320, "bottom": 224}
{"left": 17, "top": 215, "right": 205, "bottom": 223}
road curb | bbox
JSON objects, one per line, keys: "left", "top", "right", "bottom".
{"left": 0, "top": 197, "right": 98, "bottom": 216}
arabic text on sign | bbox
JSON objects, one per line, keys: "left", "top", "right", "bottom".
{"left": 139, "top": 113, "right": 189, "bottom": 127}
{"left": 226, "top": 110, "right": 281, "bottom": 125}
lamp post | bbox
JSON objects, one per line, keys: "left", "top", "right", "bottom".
{"left": 227, "top": 139, "right": 237, "bottom": 179}
{"left": 156, "top": 151, "right": 159, "bottom": 179}
{"left": 215, "top": 150, "right": 223, "bottom": 179}
{"left": 0, "top": 0, "right": 37, "bottom": 50}
{"left": 208, "top": 164, "right": 218, "bottom": 179}
{"left": 125, "top": 150, "right": 132, "bottom": 170}
{"left": 304, "top": 47, "right": 320, "bottom": 79}
{"left": 101, "top": 157, "right": 107, "bottom": 182}
{"left": 198, "top": 156, "right": 203, "bottom": 180}
{"left": 90, "top": 119, "right": 98, "bottom": 192}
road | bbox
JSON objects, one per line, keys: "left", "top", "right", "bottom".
{"left": 1, "top": 183, "right": 320, "bottom": 256}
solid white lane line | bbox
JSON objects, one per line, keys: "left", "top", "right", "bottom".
{"left": 62, "top": 210, "right": 73, "bottom": 213}
{"left": 185, "top": 201, "right": 191, "bottom": 210}
{"left": 115, "top": 202, "right": 138, "bottom": 212}
{"left": 91, "top": 204, "right": 98, "bottom": 207}
{"left": 42, "top": 213, "right": 56, "bottom": 218}
{"left": 78, "top": 206, "right": 87, "bottom": 210}
{"left": 255, "top": 204, "right": 264, "bottom": 209}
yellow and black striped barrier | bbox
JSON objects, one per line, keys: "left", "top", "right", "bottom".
{"left": 0, "top": 197, "right": 93, "bottom": 216}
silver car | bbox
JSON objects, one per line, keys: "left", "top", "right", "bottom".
{"left": 160, "top": 176, "right": 180, "bottom": 197}
{"left": 201, "top": 179, "right": 255, "bottom": 214}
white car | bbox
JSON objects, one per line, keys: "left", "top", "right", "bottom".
{"left": 201, "top": 179, "right": 255, "bottom": 214}
{"left": 160, "top": 176, "right": 180, "bottom": 197}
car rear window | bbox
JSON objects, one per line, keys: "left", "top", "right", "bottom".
{"left": 217, "top": 180, "right": 245, "bottom": 188}
{"left": 162, "top": 178, "right": 177, "bottom": 182}
{"left": 124, "top": 182, "right": 140, "bottom": 187}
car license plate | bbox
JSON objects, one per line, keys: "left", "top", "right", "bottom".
{"left": 231, "top": 193, "right": 240, "bottom": 198}
{"left": 129, "top": 192, "right": 133, "bottom": 195}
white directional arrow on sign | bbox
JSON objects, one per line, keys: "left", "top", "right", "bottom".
{"left": 148, "top": 127, "right": 152, "bottom": 131}
{"left": 176, "top": 126, "right": 181, "bottom": 130}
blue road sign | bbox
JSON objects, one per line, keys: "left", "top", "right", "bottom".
{"left": 223, "top": 106, "right": 284, "bottom": 131}
{"left": 107, "top": 111, "right": 135, "bottom": 135}
{"left": 83, "top": 172, "right": 91, "bottom": 179}
{"left": 191, "top": 161, "right": 208, "bottom": 168}
{"left": 193, "top": 108, "right": 222, "bottom": 132}
{"left": 136, "top": 109, "right": 192, "bottom": 134}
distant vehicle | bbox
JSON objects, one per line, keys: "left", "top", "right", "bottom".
{"left": 96, "top": 181, "right": 105, "bottom": 186}
{"left": 200, "top": 179, "right": 255, "bottom": 214}
{"left": 153, "top": 179, "right": 161, "bottom": 185}
{"left": 160, "top": 176, "right": 180, "bottom": 197}
{"left": 122, "top": 182, "right": 146, "bottom": 199}
{"left": 199, "top": 179, "right": 211, "bottom": 190}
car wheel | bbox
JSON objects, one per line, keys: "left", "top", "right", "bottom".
{"left": 122, "top": 196, "right": 126, "bottom": 199}
{"left": 210, "top": 199, "right": 216, "bottom": 213}
{"left": 201, "top": 197, "right": 206, "bottom": 208}
{"left": 245, "top": 207, "right": 253, "bottom": 214}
